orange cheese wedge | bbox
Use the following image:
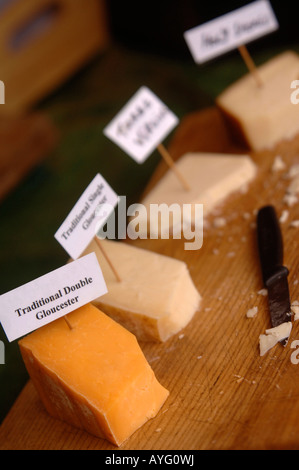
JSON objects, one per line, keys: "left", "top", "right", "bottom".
{"left": 18, "top": 303, "right": 169, "bottom": 446}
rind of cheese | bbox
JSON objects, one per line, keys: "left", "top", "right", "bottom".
{"left": 18, "top": 303, "right": 169, "bottom": 447}
{"left": 259, "top": 322, "right": 292, "bottom": 356}
{"left": 138, "top": 152, "right": 256, "bottom": 236}
{"left": 81, "top": 239, "right": 201, "bottom": 342}
{"left": 216, "top": 51, "right": 299, "bottom": 151}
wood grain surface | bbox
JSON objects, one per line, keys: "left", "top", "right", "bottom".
{"left": 1, "top": 107, "right": 299, "bottom": 450}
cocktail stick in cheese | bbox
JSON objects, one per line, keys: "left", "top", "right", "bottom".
{"left": 217, "top": 51, "right": 299, "bottom": 151}
{"left": 138, "top": 151, "right": 256, "bottom": 236}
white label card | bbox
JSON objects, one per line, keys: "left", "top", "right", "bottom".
{"left": 0, "top": 253, "right": 108, "bottom": 342}
{"left": 54, "top": 173, "right": 119, "bottom": 259}
{"left": 184, "top": 0, "right": 279, "bottom": 64}
{"left": 103, "top": 86, "right": 179, "bottom": 164}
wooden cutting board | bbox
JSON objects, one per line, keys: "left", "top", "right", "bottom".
{"left": 1, "top": 107, "right": 299, "bottom": 450}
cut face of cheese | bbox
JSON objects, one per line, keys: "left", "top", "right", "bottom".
{"left": 216, "top": 51, "right": 299, "bottom": 151}
{"left": 18, "top": 303, "right": 169, "bottom": 447}
{"left": 81, "top": 239, "right": 201, "bottom": 342}
{"left": 137, "top": 151, "right": 256, "bottom": 236}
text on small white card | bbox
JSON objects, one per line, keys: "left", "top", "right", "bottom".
{"left": 0, "top": 253, "right": 107, "bottom": 342}
{"left": 184, "top": 0, "right": 278, "bottom": 64}
{"left": 54, "top": 173, "right": 118, "bottom": 259}
{"left": 103, "top": 86, "right": 179, "bottom": 164}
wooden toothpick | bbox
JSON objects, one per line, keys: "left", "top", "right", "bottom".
{"left": 157, "top": 143, "right": 190, "bottom": 191}
{"left": 64, "top": 315, "right": 73, "bottom": 330}
{"left": 94, "top": 237, "right": 122, "bottom": 282}
{"left": 238, "top": 45, "right": 263, "bottom": 88}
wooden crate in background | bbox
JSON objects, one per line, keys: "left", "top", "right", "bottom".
{"left": 0, "top": 0, "right": 109, "bottom": 114}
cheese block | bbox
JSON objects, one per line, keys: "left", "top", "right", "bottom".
{"left": 137, "top": 151, "right": 256, "bottom": 236}
{"left": 80, "top": 239, "right": 201, "bottom": 342}
{"left": 18, "top": 303, "right": 169, "bottom": 447}
{"left": 216, "top": 51, "right": 299, "bottom": 151}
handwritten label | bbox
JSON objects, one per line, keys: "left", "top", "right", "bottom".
{"left": 0, "top": 81, "right": 4, "bottom": 104}
{"left": 54, "top": 174, "right": 118, "bottom": 259}
{"left": 184, "top": 0, "right": 278, "bottom": 64}
{"left": 103, "top": 86, "right": 179, "bottom": 164}
{"left": 0, "top": 253, "right": 108, "bottom": 342}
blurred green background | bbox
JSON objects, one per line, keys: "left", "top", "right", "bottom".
{"left": 0, "top": 0, "right": 298, "bottom": 424}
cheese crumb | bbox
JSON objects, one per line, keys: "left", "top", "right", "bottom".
{"left": 283, "top": 193, "right": 298, "bottom": 207}
{"left": 259, "top": 322, "right": 292, "bottom": 356}
{"left": 279, "top": 210, "right": 289, "bottom": 223}
{"left": 258, "top": 289, "right": 268, "bottom": 296}
{"left": 290, "top": 220, "right": 299, "bottom": 228}
{"left": 272, "top": 155, "right": 286, "bottom": 172}
{"left": 246, "top": 306, "right": 258, "bottom": 318}
{"left": 213, "top": 217, "right": 226, "bottom": 228}
{"left": 287, "top": 163, "right": 299, "bottom": 179}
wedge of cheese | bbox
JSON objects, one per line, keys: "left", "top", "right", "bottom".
{"left": 80, "top": 239, "right": 201, "bottom": 342}
{"left": 137, "top": 151, "right": 256, "bottom": 236}
{"left": 18, "top": 303, "right": 169, "bottom": 447}
{"left": 259, "top": 322, "right": 292, "bottom": 356}
{"left": 216, "top": 51, "right": 299, "bottom": 151}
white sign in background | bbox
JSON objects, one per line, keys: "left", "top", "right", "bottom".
{"left": 54, "top": 173, "right": 119, "bottom": 260}
{"left": 0, "top": 253, "right": 108, "bottom": 342}
{"left": 184, "top": 0, "right": 279, "bottom": 64}
{"left": 103, "top": 86, "right": 179, "bottom": 164}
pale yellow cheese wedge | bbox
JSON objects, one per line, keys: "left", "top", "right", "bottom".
{"left": 81, "top": 239, "right": 201, "bottom": 342}
{"left": 259, "top": 322, "right": 292, "bottom": 356}
{"left": 216, "top": 51, "right": 299, "bottom": 151}
{"left": 137, "top": 151, "right": 256, "bottom": 236}
{"left": 19, "top": 303, "right": 169, "bottom": 447}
